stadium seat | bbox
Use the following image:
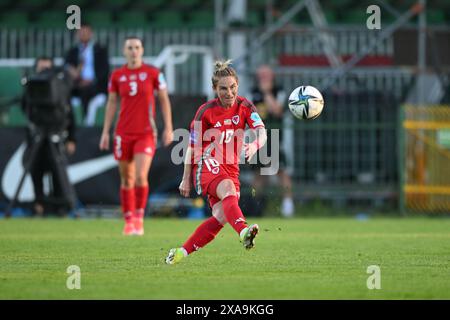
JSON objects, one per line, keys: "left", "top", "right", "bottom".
{"left": 94, "top": 106, "right": 106, "bottom": 126}
{"left": 171, "top": 0, "right": 202, "bottom": 10}
{"left": 320, "top": 0, "right": 353, "bottom": 10}
{"left": 0, "top": 67, "right": 23, "bottom": 99}
{"left": 97, "top": 0, "right": 129, "bottom": 10}
{"left": 427, "top": 10, "right": 446, "bottom": 25}
{"left": 53, "top": 0, "right": 90, "bottom": 9}
{"left": 116, "top": 12, "right": 149, "bottom": 29}
{"left": 185, "top": 11, "right": 215, "bottom": 29}
{"left": 392, "top": 0, "right": 418, "bottom": 10}
{"left": 322, "top": 10, "right": 337, "bottom": 24}
{"left": 282, "top": 0, "right": 351, "bottom": 11}
{"left": 0, "top": 0, "right": 10, "bottom": 7}
{"left": 149, "top": 11, "right": 185, "bottom": 29}
{"left": 435, "top": 0, "right": 450, "bottom": 10}
{"left": 0, "top": 11, "right": 29, "bottom": 28}
{"left": 133, "top": 0, "right": 166, "bottom": 10}
{"left": 247, "top": 11, "right": 263, "bottom": 27}
{"left": 35, "top": 11, "right": 68, "bottom": 29}
{"left": 15, "top": 0, "right": 46, "bottom": 10}
{"left": 282, "top": 0, "right": 300, "bottom": 8}
{"left": 72, "top": 105, "right": 84, "bottom": 127}
{"left": 82, "top": 11, "right": 114, "bottom": 28}
{"left": 293, "top": 10, "right": 312, "bottom": 26}
{"left": 6, "top": 105, "right": 27, "bottom": 126}
{"left": 248, "top": 0, "right": 269, "bottom": 10}
{"left": 340, "top": 9, "right": 367, "bottom": 25}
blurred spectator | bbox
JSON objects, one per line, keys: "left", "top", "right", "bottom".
{"left": 65, "top": 23, "right": 110, "bottom": 126}
{"left": 23, "top": 57, "right": 77, "bottom": 216}
{"left": 227, "top": 0, "right": 247, "bottom": 26}
{"left": 250, "top": 65, "right": 295, "bottom": 218}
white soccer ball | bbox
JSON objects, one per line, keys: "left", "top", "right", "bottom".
{"left": 288, "top": 85, "right": 324, "bottom": 120}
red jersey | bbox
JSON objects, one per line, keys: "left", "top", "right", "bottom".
{"left": 108, "top": 63, "right": 167, "bottom": 136}
{"left": 189, "top": 96, "right": 265, "bottom": 178}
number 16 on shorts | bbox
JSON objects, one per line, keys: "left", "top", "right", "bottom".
{"left": 204, "top": 158, "right": 220, "bottom": 175}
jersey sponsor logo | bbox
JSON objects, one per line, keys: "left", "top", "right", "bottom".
{"left": 250, "top": 112, "right": 263, "bottom": 126}
{"left": 119, "top": 75, "right": 127, "bottom": 82}
{"left": 224, "top": 119, "right": 231, "bottom": 125}
{"left": 214, "top": 121, "right": 221, "bottom": 128}
{"left": 139, "top": 72, "right": 147, "bottom": 81}
{"left": 232, "top": 115, "right": 240, "bottom": 125}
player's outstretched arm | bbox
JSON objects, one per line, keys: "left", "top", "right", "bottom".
{"left": 99, "top": 92, "right": 118, "bottom": 150}
{"left": 157, "top": 89, "right": 174, "bottom": 147}
{"left": 244, "top": 127, "right": 267, "bottom": 161}
{"left": 179, "top": 145, "right": 192, "bottom": 197}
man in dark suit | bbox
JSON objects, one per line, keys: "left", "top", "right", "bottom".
{"left": 65, "top": 23, "right": 110, "bottom": 126}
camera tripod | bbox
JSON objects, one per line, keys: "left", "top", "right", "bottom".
{"left": 5, "top": 126, "right": 77, "bottom": 217}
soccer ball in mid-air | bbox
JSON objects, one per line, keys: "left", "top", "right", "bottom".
{"left": 288, "top": 85, "right": 324, "bottom": 120}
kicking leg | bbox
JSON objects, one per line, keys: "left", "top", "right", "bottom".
{"left": 182, "top": 202, "right": 225, "bottom": 254}
{"left": 216, "top": 179, "right": 259, "bottom": 250}
{"left": 166, "top": 202, "right": 225, "bottom": 265}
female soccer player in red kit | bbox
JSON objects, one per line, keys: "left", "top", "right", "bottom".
{"left": 100, "top": 37, "right": 173, "bottom": 235}
{"left": 166, "top": 60, "right": 267, "bottom": 264}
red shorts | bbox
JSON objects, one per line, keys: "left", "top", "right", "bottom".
{"left": 113, "top": 133, "right": 155, "bottom": 161}
{"left": 192, "top": 161, "right": 240, "bottom": 209}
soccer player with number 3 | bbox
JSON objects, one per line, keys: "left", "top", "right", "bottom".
{"left": 166, "top": 60, "right": 267, "bottom": 264}
{"left": 99, "top": 37, "right": 173, "bottom": 236}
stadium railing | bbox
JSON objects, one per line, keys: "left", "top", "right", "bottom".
{"left": 399, "top": 104, "right": 450, "bottom": 213}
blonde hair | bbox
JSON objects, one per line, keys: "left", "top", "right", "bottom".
{"left": 212, "top": 59, "right": 238, "bottom": 88}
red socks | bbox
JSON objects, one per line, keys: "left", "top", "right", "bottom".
{"left": 120, "top": 187, "right": 135, "bottom": 223}
{"left": 121, "top": 185, "right": 148, "bottom": 223}
{"left": 135, "top": 185, "right": 149, "bottom": 211}
{"left": 181, "top": 195, "right": 247, "bottom": 255}
{"left": 221, "top": 195, "right": 248, "bottom": 234}
{"left": 183, "top": 216, "right": 224, "bottom": 254}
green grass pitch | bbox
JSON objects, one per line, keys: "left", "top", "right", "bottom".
{"left": 0, "top": 217, "right": 449, "bottom": 299}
